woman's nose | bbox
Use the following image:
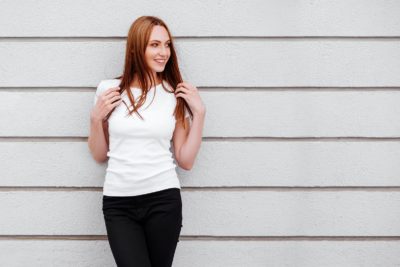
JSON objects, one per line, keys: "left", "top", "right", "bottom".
{"left": 159, "top": 46, "right": 168, "bottom": 56}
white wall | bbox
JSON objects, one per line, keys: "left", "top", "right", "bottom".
{"left": 1, "top": 0, "right": 400, "bottom": 266}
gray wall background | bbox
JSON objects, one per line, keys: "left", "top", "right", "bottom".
{"left": 1, "top": 0, "right": 400, "bottom": 266}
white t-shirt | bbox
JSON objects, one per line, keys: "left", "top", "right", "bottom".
{"left": 93, "top": 79, "right": 189, "bottom": 196}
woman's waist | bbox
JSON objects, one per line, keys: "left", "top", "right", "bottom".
{"left": 106, "top": 152, "right": 174, "bottom": 166}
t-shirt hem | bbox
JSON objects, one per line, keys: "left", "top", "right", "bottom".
{"left": 102, "top": 179, "right": 181, "bottom": 197}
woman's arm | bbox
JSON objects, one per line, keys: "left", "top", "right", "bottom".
{"left": 88, "top": 119, "right": 109, "bottom": 163}
{"left": 173, "top": 111, "right": 206, "bottom": 170}
{"left": 88, "top": 85, "right": 121, "bottom": 163}
{"left": 173, "top": 81, "right": 206, "bottom": 170}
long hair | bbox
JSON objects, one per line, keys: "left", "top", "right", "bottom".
{"left": 108, "top": 16, "right": 191, "bottom": 129}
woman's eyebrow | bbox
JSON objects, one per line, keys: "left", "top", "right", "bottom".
{"left": 150, "top": 39, "right": 171, "bottom": 43}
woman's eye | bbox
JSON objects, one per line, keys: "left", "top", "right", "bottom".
{"left": 151, "top": 43, "right": 170, "bottom": 47}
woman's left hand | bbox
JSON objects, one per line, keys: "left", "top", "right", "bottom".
{"left": 175, "top": 81, "right": 206, "bottom": 116}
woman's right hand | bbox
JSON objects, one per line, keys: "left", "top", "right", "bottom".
{"left": 90, "top": 86, "right": 122, "bottom": 122}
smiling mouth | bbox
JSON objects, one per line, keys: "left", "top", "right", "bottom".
{"left": 154, "top": 59, "right": 166, "bottom": 64}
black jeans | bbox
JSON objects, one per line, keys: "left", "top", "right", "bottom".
{"left": 102, "top": 187, "right": 183, "bottom": 267}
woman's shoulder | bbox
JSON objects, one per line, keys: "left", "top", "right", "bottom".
{"left": 95, "top": 79, "right": 121, "bottom": 95}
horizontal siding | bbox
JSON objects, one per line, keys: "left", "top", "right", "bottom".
{"left": 2, "top": 1, "right": 399, "bottom": 266}
{"left": 1, "top": 240, "right": 400, "bottom": 267}
{"left": 1, "top": 91, "right": 399, "bottom": 137}
{"left": 1, "top": 141, "right": 400, "bottom": 187}
{"left": 1, "top": 191, "right": 400, "bottom": 236}
{"left": 1, "top": 40, "right": 400, "bottom": 87}
{"left": 0, "top": 0, "right": 400, "bottom": 37}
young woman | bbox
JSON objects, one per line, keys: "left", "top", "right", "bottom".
{"left": 88, "top": 16, "right": 206, "bottom": 267}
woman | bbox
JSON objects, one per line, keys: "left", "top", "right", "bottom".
{"left": 88, "top": 16, "right": 206, "bottom": 267}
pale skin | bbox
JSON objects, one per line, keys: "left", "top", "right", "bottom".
{"left": 88, "top": 25, "right": 206, "bottom": 170}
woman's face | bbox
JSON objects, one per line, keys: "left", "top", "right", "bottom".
{"left": 145, "top": 25, "right": 171, "bottom": 77}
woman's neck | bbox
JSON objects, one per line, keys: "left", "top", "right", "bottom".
{"left": 130, "top": 75, "right": 162, "bottom": 89}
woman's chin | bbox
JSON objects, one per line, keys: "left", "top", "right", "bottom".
{"left": 148, "top": 63, "right": 166, "bottom": 74}
{"left": 154, "top": 67, "right": 165, "bottom": 73}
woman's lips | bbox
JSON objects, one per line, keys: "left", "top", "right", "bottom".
{"left": 154, "top": 59, "right": 166, "bottom": 64}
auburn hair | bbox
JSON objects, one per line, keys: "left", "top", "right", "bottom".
{"left": 108, "top": 16, "right": 192, "bottom": 129}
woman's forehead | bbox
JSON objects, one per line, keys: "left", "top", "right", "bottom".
{"left": 149, "top": 26, "right": 170, "bottom": 41}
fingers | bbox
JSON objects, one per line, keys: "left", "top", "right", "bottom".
{"left": 176, "top": 84, "right": 189, "bottom": 90}
{"left": 177, "top": 82, "right": 198, "bottom": 94}
{"left": 92, "top": 87, "right": 122, "bottom": 121}
{"left": 175, "top": 92, "right": 188, "bottom": 100}
{"left": 175, "top": 86, "right": 190, "bottom": 94}
{"left": 100, "top": 87, "right": 121, "bottom": 104}
{"left": 104, "top": 86, "right": 121, "bottom": 97}
{"left": 178, "top": 82, "right": 198, "bottom": 91}
{"left": 106, "top": 94, "right": 122, "bottom": 105}
{"left": 112, "top": 99, "right": 123, "bottom": 107}
{"left": 177, "top": 82, "right": 190, "bottom": 89}
{"left": 102, "top": 98, "right": 122, "bottom": 119}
